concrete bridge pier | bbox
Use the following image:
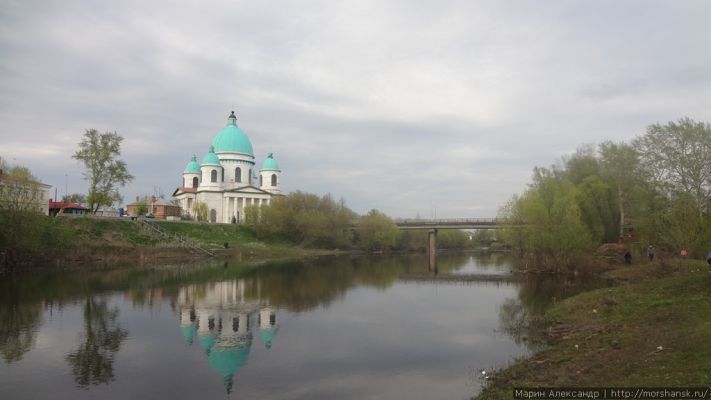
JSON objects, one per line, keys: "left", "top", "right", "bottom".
{"left": 428, "top": 228, "right": 437, "bottom": 272}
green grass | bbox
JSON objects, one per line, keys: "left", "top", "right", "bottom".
{"left": 476, "top": 262, "right": 711, "bottom": 399}
{"left": 154, "top": 220, "right": 256, "bottom": 247}
{"left": 69, "top": 217, "right": 164, "bottom": 245}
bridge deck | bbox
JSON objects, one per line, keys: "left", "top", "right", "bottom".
{"left": 392, "top": 218, "right": 516, "bottom": 229}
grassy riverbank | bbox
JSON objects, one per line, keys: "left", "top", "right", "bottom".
{"left": 476, "top": 259, "right": 711, "bottom": 399}
{"left": 3, "top": 216, "right": 340, "bottom": 269}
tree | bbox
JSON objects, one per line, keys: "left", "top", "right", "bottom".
{"left": 633, "top": 117, "right": 711, "bottom": 211}
{"left": 248, "top": 191, "right": 355, "bottom": 248}
{"left": 632, "top": 117, "right": 711, "bottom": 252}
{"left": 72, "top": 130, "right": 133, "bottom": 213}
{"left": 357, "top": 209, "right": 400, "bottom": 251}
{"left": 134, "top": 201, "right": 148, "bottom": 216}
{"left": 193, "top": 202, "right": 209, "bottom": 222}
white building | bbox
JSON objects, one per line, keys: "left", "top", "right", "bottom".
{"left": 173, "top": 111, "right": 282, "bottom": 223}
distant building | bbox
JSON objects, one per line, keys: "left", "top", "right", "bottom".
{"left": 0, "top": 169, "right": 51, "bottom": 215}
{"left": 126, "top": 196, "right": 181, "bottom": 220}
{"left": 173, "top": 111, "right": 282, "bottom": 223}
{"left": 48, "top": 200, "right": 89, "bottom": 216}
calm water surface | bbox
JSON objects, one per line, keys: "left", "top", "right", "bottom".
{"left": 0, "top": 253, "right": 600, "bottom": 399}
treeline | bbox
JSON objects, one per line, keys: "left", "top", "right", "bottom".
{"left": 245, "top": 191, "right": 472, "bottom": 251}
{"left": 499, "top": 117, "right": 711, "bottom": 269}
{"left": 0, "top": 157, "right": 77, "bottom": 267}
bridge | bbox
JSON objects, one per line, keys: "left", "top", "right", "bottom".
{"left": 393, "top": 218, "right": 503, "bottom": 229}
{"left": 389, "top": 218, "right": 521, "bottom": 268}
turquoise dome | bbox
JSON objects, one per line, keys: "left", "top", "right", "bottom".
{"left": 198, "top": 333, "right": 218, "bottom": 352}
{"left": 208, "top": 346, "right": 251, "bottom": 394}
{"left": 184, "top": 155, "right": 201, "bottom": 174}
{"left": 261, "top": 153, "right": 280, "bottom": 171}
{"left": 202, "top": 146, "right": 221, "bottom": 166}
{"left": 260, "top": 328, "right": 278, "bottom": 349}
{"left": 211, "top": 111, "right": 254, "bottom": 156}
{"left": 181, "top": 325, "right": 197, "bottom": 345}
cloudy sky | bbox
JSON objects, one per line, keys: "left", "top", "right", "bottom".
{"left": 1, "top": 0, "right": 710, "bottom": 218}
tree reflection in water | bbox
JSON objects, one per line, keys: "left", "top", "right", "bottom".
{"left": 65, "top": 297, "right": 128, "bottom": 388}
{"left": 499, "top": 274, "right": 610, "bottom": 348}
{"left": 0, "top": 302, "right": 42, "bottom": 363}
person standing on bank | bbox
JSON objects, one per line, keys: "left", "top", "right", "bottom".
{"left": 680, "top": 246, "right": 688, "bottom": 259}
{"left": 647, "top": 245, "right": 655, "bottom": 262}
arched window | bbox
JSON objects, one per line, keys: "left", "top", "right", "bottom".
{"left": 259, "top": 175, "right": 263, "bottom": 187}
{"left": 221, "top": 169, "right": 224, "bottom": 182}
{"left": 210, "top": 209, "right": 217, "bottom": 223}
{"left": 248, "top": 169, "right": 252, "bottom": 185}
{"left": 271, "top": 174, "right": 277, "bottom": 187}
{"left": 235, "top": 167, "right": 242, "bottom": 183}
{"left": 211, "top": 170, "right": 217, "bottom": 183}
{"left": 192, "top": 177, "right": 198, "bottom": 188}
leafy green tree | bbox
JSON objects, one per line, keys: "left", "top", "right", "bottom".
{"left": 134, "top": 201, "right": 148, "bottom": 216}
{"left": 500, "top": 168, "right": 594, "bottom": 269}
{"left": 193, "top": 202, "right": 209, "bottom": 222}
{"left": 0, "top": 158, "right": 76, "bottom": 267}
{"left": 357, "top": 209, "right": 400, "bottom": 251}
{"left": 632, "top": 117, "right": 711, "bottom": 253}
{"left": 248, "top": 191, "right": 355, "bottom": 248}
{"left": 634, "top": 117, "right": 711, "bottom": 211}
{"left": 72, "top": 129, "right": 133, "bottom": 213}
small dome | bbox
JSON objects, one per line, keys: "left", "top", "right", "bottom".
{"left": 261, "top": 153, "right": 280, "bottom": 171}
{"left": 211, "top": 111, "right": 254, "bottom": 156}
{"left": 184, "top": 155, "right": 201, "bottom": 174}
{"left": 260, "top": 328, "right": 278, "bottom": 349}
{"left": 180, "top": 325, "right": 197, "bottom": 345}
{"left": 202, "top": 146, "right": 221, "bottom": 166}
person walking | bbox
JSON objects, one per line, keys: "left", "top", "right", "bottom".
{"left": 647, "top": 245, "right": 655, "bottom": 262}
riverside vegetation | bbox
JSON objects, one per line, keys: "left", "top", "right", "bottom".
{"left": 476, "top": 117, "right": 711, "bottom": 396}
{"left": 0, "top": 189, "right": 475, "bottom": 269}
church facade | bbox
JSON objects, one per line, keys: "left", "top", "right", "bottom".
{"left": 173, "top": 111, "right": 281, "bottom": 223}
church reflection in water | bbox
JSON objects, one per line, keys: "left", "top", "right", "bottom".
{"left": 176, "top": 280, "right": 278, "bottom": 393}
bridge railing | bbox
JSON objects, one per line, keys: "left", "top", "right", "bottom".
{"left": 393, "top": 218, "right": 500, "bottom": 226}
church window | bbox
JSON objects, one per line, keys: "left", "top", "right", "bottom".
{"left": 259, "top": 175, "right": 263, "bottom": 187}
{"left": 211, "top": 170, "right": 217, "bottom": 183}
{"left": 192, "top": 177, "right": 198, "bottom": 188}
{"left": 235, "top": 167, "right": 242, "bottom": 183}
{"left": 221, "top": 168, "right": 224, "bottom": 182}
{"left": 248, "top": 169, "right": 252, "bottom": 184}
{"left": 271, "top": 174, "right": 277, "bottom": 186}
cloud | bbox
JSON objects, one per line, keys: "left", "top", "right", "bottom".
{"left": 1, "top": 0, "right": 711, "bottom": 216}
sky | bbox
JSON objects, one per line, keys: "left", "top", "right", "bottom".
{"left": 1, "top": 0, "right": 711, "bottom": 218}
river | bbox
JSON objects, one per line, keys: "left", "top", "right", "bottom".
{"left": 0, "top": 253, "right": 603, "bottom": 399}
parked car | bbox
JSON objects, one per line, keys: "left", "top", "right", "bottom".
{"left": 145, "top": 213, "right": 155, "bottom": 219}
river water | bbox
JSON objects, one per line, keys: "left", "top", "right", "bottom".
{"left": 0, "top": 253, "right": 602, "bottom": 399}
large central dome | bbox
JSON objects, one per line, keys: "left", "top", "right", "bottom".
{"left": 211, "top": 111, "right": 254, "bottom": 156}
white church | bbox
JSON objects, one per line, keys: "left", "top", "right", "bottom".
{"left": 173, "top": 111, "right": 282, "bottom": 223}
